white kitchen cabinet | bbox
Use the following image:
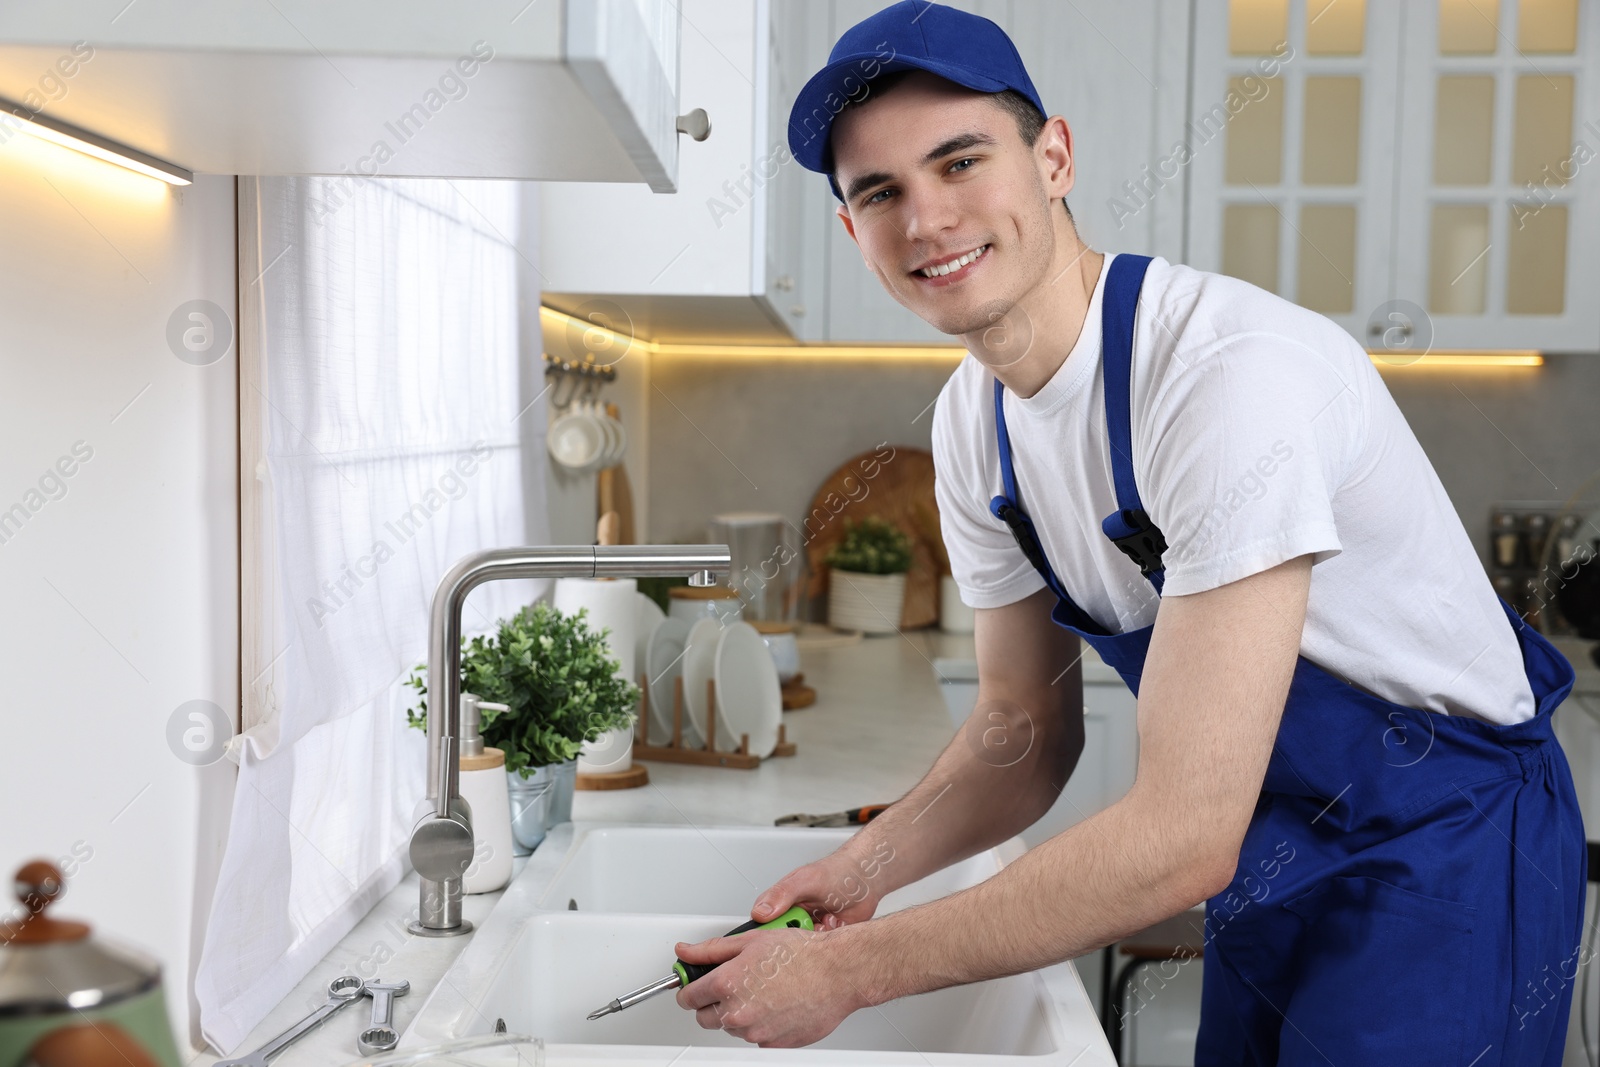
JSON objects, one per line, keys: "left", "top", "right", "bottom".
{"left": 541, "top": 0, "right": 817, "bottom": 343}
{"left": 819, "top": 0, "right": 1192, "bottom": 344}
{"left": 934, "top": 656, "right": 1139, "bottom": 848}
{"left": 1392, "top": 0, "right": 1600, "bottom": 352}
{"left": 1189, "top": 0, "right": 1600, "bottom": 353}
{"left": 1554, "top": 689, "right": 1600, "bottom": 1067}
{"left": 1020, "top": 671, "right": 1140, "bottom": 848}
{"left": 764, "top": 0, "right": 833, "bottom": 341}
{"left": 0, "top": 0, "right": 685, "bottom": 187}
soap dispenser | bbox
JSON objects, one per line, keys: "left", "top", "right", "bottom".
{"left": 458, "top": 693, "right": 514, "bottom": 894}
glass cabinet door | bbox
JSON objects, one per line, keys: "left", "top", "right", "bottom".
{"left": 1393, "top": 0, "right": 1600, "bottom": 350}
{"left": 1188, "top": 0, "right": 1404, "bottom": 345}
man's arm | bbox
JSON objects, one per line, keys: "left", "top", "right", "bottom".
{"left": 837, "top": 554, "right": 1311, "bottom": 1003}
{"left": 752, "top": 585, "right": 1084, "bottom": 923}
{"left": 675, "top": 556, "right": 1310, "bottom": 1047}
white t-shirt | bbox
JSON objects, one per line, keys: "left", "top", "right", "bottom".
{"left": 932, "top": 254, "right": 1536, "bottom": 725}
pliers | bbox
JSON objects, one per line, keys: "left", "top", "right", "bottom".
{"left": 774, "top": 804, "right": 889, "bottom": 828}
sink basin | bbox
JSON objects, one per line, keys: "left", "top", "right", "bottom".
{"left": 403, "top": 823, "right": 1114, "bottom": 1066}
{"left": 537, "top": 825, "right": 1001, "bottom": 917}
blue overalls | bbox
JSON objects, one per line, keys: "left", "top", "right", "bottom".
{"left": 988, "top": 254, "right": 1588, "bottom": 1065}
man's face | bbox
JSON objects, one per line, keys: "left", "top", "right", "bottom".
{"left": 831, "top": 72, "right": 1066, "bottom": 336}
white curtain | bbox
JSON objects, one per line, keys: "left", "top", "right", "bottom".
{"left": 196, "top": 177, "right": 550, "bottom": 1052}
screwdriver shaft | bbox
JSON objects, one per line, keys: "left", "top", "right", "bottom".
{"left": 587, "top": 973, "right": 680, "bottom": 1019}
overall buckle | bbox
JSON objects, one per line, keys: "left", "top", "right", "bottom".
{"left": 1104, "top": 508, "right": 1167, "bottom": 577}
{"left": 990, "top": 496, "right": 1052, "bottom": 578}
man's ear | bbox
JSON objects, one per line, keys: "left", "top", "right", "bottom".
{"left": 1038, "top": 115, "right": 1075, "bottom": 201}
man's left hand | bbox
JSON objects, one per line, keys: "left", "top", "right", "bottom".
{"left": 674, "top": 926, "right": 867, "bottom": 1047}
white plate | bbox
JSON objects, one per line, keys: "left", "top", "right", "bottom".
{"left": 713, "top": 622, "right": 783, "bottom": 758}
{"left": 644, "top": 617, "right": 692, "bottom": 746}
{"left": 633, "top": 592, "right": 666, "bottom": 684}
{"left": 546, "top": 410, "right": 604, "bottom": 470}
{"left": 681, "top": 618, "right": 724, "bottom": 749}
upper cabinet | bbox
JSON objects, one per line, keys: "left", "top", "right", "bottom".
{"left": 1190, "top": 0, "right": 1600, "bottom": 352}
{"left": 1394, "top": 0, "right": 1600, "bottom": 351}
{"left": 0, "top": 1, "right": 687, "bottom": 188}
{"left": 540, "top": 0, "right": 807, "bottom": 343}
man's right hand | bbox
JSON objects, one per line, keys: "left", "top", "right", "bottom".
{"left": 750, "top": 837, "right": 899, "bottom": 930}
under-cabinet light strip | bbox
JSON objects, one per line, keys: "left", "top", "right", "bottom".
{"left": 0, "top": 98, "right": 192, "bottom": 186}
{"left": 540, "top": 307, "right": 1544, "bottom": 368}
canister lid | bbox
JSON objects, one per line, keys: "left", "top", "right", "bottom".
{"left": 0, "top": 862, "right": 161, "bottom": 1017}
{"left": 668, "top": 584, "right": 739, "bottom": 601}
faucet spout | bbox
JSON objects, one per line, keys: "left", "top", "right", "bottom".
{"left": 407, "top": 543, "right": 731, "bottom": 937}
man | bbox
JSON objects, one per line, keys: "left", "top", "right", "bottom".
{"left": 672, "top": 4, "right": 1587, "bottom": 1062}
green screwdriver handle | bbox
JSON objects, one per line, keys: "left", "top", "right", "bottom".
{"left": 672, "top": 905, "right": 814, "bottom": 986}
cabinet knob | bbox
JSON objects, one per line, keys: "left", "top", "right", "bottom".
{"left": 675, "top": 109, "right": 712, "bottom": 141}
{"left": 789, "top": 305, "right": 805, "bottom": 318}
{"left": 774, "top": 275, "right": 795, "bottom": 292}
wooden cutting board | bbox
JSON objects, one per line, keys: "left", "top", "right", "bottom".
{"left": 597, "top": 401, "right": 636, "bottom": 544}
{"left": 805, "top": 447, "right": 946, "bottom": 630}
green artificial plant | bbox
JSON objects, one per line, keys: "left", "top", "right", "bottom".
{"left": 405, "top": 600, "right": 639, "bottom": 778}
{"left": 824, "top": 515, "right": 914, "bottom": 576}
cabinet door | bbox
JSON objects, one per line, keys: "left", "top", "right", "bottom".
{"left": 1017, "top": 679, "right": 1138, "bottom": 848}
{"left": 1188, "top": 0, "right": 1403, "bottom": 346}
{"left": 1009, "top": 0, "right": 1192, "bottom": 262}
{"left": 1392, "top": 0, "right": 1600, "bottom": 352}
{"left": 540, "top": 0, "right": 760, "bottom": 297}
{"left": 764, "top": 0, "right": 832, "bottom": 340}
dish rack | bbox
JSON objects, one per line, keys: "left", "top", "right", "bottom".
{"left": 632, "top": 671, "right": 797, "bottom": 769}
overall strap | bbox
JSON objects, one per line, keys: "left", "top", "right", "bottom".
{"left": 989, "top": 377, "right": 1108, "bottom": 635}
{"left": 1098, "top": 254, "right": 1168, "bottom": 593}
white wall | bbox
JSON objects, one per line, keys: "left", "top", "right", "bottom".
{"left": 0, "top": 132, "right": 238, "bottom": 1053}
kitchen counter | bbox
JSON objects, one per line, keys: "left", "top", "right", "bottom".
{"left": 193, "top": 626, "right": 1600, "bottom": 1065}
{"left": 193, "top": 627, "right": 989, "bottom": 1067}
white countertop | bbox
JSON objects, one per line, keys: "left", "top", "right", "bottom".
{"left": 193, "top": 627, "right": 988, "bottom": 1067}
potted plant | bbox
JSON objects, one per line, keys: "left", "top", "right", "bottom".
{"left": 824, "top": 516, "right": 913, "bottom": 634}
{"left": 405, "top": 600, "right": 639, "bottom": 849}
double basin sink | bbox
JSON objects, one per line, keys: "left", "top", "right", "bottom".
{"left": 399, "top": 823, "right": 1113, "bottom": 1065}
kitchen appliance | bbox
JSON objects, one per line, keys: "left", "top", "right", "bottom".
{"left": 0, "top": 861, "right": 184, "bottom": 1067}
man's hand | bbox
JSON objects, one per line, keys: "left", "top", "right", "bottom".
{"left": 673, "top": 927, "right": 866, "bottom": 1047}
{"left": 748, "top": 837, "right": 898, "bottom": 930}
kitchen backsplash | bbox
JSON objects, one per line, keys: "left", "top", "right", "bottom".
{"left": 644, "top": 352, "right": 1600, "bottom": 589}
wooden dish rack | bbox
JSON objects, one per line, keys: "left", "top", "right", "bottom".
{"left": 632, "top": 671, "right": 797, "bottom": 769}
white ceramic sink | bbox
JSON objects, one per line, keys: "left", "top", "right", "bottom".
{"left": 403, "top": 823, "right": 1115, "bottom": 1066}
{"left": 537, "top": 825, "right": 1001, "bottom": 917}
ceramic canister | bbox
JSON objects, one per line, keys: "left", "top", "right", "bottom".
{"left": 0, "top": 862, "right": 183, "bottom": 1067}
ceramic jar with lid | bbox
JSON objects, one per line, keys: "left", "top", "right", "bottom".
{"left": 0, "top": 861, "right": 184, "bottom": 1067}
{"left": 667, "top": 583, "right": 743, "bottom": 627}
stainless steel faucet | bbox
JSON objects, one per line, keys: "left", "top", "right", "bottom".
{"left": 407, "top": 544, "right": 731, "bottom": 936}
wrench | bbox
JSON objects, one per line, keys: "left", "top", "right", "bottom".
{"left": 357, "top": 978, "right": 411, "bottom": 1055}
{"left": 214, "top": 975, "right": 365, "bottom": 1067}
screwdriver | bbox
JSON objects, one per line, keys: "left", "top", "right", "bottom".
{"left": 586, "top": 905, "right": 815, "bottom": 1020}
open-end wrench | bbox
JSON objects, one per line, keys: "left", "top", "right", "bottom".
{"left": 357, "top": 979, "right": 411, "bottom": 1055}
{"left": 214, "top": 975, "right": 365, "bottom": 1067}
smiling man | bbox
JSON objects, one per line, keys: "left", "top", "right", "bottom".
{"left": 669, "top": 4, "right": 1587, "bottom": 1062}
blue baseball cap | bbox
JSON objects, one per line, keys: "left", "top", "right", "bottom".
{"left": 786, "top": 1, "right": 1044, "bottom": 189}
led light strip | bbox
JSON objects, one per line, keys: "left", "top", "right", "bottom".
{"left": 541, "top": 308, "right": 1544, "bottom": 367}
{"left": 0, "top": 98, "right": 192, "bottom": 186}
